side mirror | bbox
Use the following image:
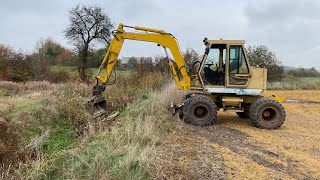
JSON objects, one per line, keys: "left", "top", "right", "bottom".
{"left": 203, "top": 37, "right": 208, "bottom": 45}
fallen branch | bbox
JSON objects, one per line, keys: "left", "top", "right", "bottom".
{"left": 103, "top": 111, "right": 120, "bottom": 121}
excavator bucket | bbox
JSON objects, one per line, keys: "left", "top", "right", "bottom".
{"left": 85, "top": 85, "right": 108, "bottom": 118}
{"left": 85, "top": 95, "right": 107, "bottom": 118}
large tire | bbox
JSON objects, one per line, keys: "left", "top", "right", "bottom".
{"left": 249, "top": 97, "right": 286, "bottom": 129}
{"left": 183, "top": 95, "right": 217, "bottom": 126}
{"left": 236, "top": 111, "right": 249, "bottom": 118}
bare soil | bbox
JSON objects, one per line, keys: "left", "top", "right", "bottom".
{"left": 153, "top": 90, "right": 320, "bottom": 179}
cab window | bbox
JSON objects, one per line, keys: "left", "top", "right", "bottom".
{"left": 229, "top": 46, "right": 249, "bottom": 74}
{"left": 206, "top": 48, "right": 219, "bottom": 66}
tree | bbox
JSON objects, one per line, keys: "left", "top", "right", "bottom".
{"left": 288, "top": 67, "right": 320, "bottom": 77}
{"left": 64, "top": 5, "right": 113, "bottom": 81}
{"left": 115, "top": 59, "right": 122, "bottom": 69}
{"left": 247, "top": 45, "right": 284, "bottom": 81}
{"left": 127, "top": 57, "right": 138, "bottom": 68}
{"left": 0, "top": 45, "right": 14, "bottom": 80}
{"left": 154, "top": 55, "right": 170, "bottom": 74}
{"left": 135, "top": 57, "right": 153, "bottom": 76}
{"left": 183, "top": 48, "right": 200, "bottom": 74}
{"left": 87, "top": 47, "right": 107, "bottom": 68}
{"left": 36, "top": 38, "right": 65, "bottom": 65}
{"left": 0, "top": 44, "right": 34, "bottom": 82}
{"left": 0, "top": 45, "right": 34, "bottom": 82}
{"left": 56, "top": 49, "right": 73, "bottom": 65}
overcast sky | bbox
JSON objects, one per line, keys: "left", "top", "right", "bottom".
{"left": 1, "top": 0, "right": 320, "bottom": 69}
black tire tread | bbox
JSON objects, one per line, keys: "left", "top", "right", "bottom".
{"left": 249, "top": 97, "right": 286, "bottom": 129}
{"left": 183, "top": 95, "right": 217, "bottom": 126}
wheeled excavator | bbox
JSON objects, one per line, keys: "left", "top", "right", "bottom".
{"left": 85, "top": 23, "right": 286, "bottom": 129}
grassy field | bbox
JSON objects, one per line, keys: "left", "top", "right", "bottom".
{"left": 50, "top": 65, "right": 131, "bottom": 80}
{"left": 299, "top": 77, "right": 320, "bottom": 83}
{"left": 1, "top": 78, "right": 320, "bottom": 179}
{"left": 0, "top": 71, "right": 169, "bottom": 179}
{"left": 268, "top": 77, "right": 320, "bottom": 90}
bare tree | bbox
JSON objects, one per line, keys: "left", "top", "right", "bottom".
{"left": 183, "top": 48, "right": 200, "bottom": 75}
{"left": 247, "top": 45, "right": 284, "bottom": 81}
{"left": 65, "top": 4, "right": 113, "bottom": 81}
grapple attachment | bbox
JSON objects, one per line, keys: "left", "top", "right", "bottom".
{"left": 85, "top": 84, "right": 107, "bottom": 118}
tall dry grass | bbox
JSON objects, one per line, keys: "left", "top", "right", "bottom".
{"left": 0, "top": 71, "right": 179, "bottom": 179}
{"left": 267, "top": 79, "right": 320, "bottom": 90}
{"left": 33, "top": 82, "right": 183, "bottom": 179}
{"left": 0, "top": 81, "right": 57, "bottom": 92}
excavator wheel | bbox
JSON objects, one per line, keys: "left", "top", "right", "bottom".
{"left": 178, "top": 93, "right": 193, "bottom": 120}
{"left": 183, "top": 95, "right": 217, "bottom": 126}
{"left": 236, "top": 111, "right": 249, "bottom": 118}
{"left": 249, "top": 97, "right": 286, "bottom": 129}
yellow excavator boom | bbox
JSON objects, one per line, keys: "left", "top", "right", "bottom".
{"left": 96, "top": 23, "right": 191, "bottom": 90}
{"left": 86, "top": 23, "right": 191, "bottom": 117}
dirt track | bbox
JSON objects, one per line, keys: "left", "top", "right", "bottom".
{"left": 154, "top": 90, "right": 320, "bottom": 179}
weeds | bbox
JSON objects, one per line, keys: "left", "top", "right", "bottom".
{"left": 37, "top": 82, "right": 181, "bottom": 179}
{"left": 0, "top": 70, "right": 173, "bottom": 179}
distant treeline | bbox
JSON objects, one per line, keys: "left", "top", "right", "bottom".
{"left": 0, "top": 39, "right": 199, "bottom": 83}
{"left": 1, "top": 39, "right": 318, "bottom": 83}
{"left": 287, "top": 67, "right": 320, "bottom": 77}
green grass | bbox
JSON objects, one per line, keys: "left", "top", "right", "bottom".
{"left": 0, "top": 88, "right": 7, "bottom": 97}
{"left": 25, "top": 94, "right": 158, "bottom": 179}
{"left": 41, "top": 123, "right": 76, "bottom": 156}
{"left": 299, "top": 77, "right": 320, "bottom": 83}
{"left": 91, "top": 67, "right": 132, "bottom": 77}
{"left": 1, "top": 71, "right": 170, "bottom": 179}
{"left": 6, "top": 97, "right": 79, "bottom": 150}
{"left": 50, "top": 65, "right": 132, "bottom": 79}
{"left": 9, "top": 99, "right": 42, "bottom": 118}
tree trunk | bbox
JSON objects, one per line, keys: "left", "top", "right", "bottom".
{"left": 79, "top": 44, "right": 89, "bottom": 81}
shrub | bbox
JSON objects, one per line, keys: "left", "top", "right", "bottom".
{"left": 48, "top": 69, "right": 71, "bottom": 83}
{"left": 287, "top": 67, "right": 320, "bottom": 77}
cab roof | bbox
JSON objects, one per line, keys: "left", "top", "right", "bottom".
{"left": 207, "top": 39, "right": 245, "bottom": 45}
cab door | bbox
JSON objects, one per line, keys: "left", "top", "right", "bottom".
{"left": 226, "top": 45, "right": 251, "bottom": 87}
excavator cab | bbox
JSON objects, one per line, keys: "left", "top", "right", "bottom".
{"left": 195, "top": 39, "right": 266, "bottom": 95}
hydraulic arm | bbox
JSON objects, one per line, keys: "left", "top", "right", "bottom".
{"left": 86, "top": 23, "right": 191, "bottom": 117}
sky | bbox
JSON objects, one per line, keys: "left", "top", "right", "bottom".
{"left": 1, "top": 0, "right": 320, "bottom": 69}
